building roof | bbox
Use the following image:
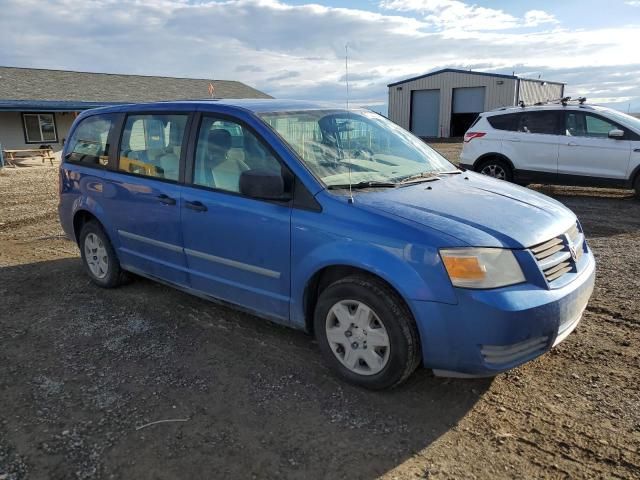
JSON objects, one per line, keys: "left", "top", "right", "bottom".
{"left": 0, "top": 66, "right": 272, "bottom": 107}
{"left": 387, "top": 68, "right": 565, "bottom": 88}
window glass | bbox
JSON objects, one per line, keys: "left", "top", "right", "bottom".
{"left": 194, "top": 117, "right": 282, "bottom": 193}
{"left": 66, "top": 114, "right": 115, "bottom": 166}
{"left": 119, "top": 114, "right": 187, "bottom": 181}
{"left": 518, "top": 111, "right": 561, "bottom": 135}
{"left": 585, "top": 115, "right": 617, "bottom": 137}
{"left": 487, "top": 113, "right": 519, "bottom": 131}
{"left": 565, "top": 112, "right": 620, "bottom": 138}
{"left": 259, "top": 109, "right": 453, "bottom": 188}
{"left": 23, "top": 113, "right": 58, "bottom": 143}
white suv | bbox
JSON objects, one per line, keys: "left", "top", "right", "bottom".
{"left": 459, "top": 102, "right": 640, "bottom": 198}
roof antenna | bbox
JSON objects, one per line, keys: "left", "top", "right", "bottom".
{"left": 345, "top": 43, "right": 354, "bottom": 204}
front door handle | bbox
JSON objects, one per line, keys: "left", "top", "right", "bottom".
{"left": 157, "top": 194, "right": 176, "bottom": 205}
{"left": 567, "top": 141, "right": 579, "bottom": 147}
{"left": 185, "top": 200, "right": 207, "bottom": 212}
{"left": 634, "top": 148, "right": 640, "bottom": 153}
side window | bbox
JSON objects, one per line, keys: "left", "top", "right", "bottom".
{"left": 585, "top": 114, "right": 618, "bottom": 138}
{"left": 487, "top": 113, "right": 519, "bottom": 131}
{"left": 565, "top": 112, "right": 620, "bottom": 138}
{"left": 66, "top": 114, "right": 115, "bottom": 166}
{"left": 193, "top": 117, "right": 283, "bottom": 194}
{"left": 518, "top": 111, "right": 561, "bottom": 135}
{"left": 118, "top": 114, "right": 188, "bottom": 181}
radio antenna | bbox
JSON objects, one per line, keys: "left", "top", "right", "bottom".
{"left": 345, "top": 43, "right": 354, "bottom": 204}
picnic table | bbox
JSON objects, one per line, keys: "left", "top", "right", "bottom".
{"left": 2, "top": 148, "right": 56, "bottom": 167}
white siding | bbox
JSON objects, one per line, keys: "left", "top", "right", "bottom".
{"left": 0, "top": 111, "right": 76, "bottom": 153}
{"left": 388, "top": 72, "right": 518, "bottom": 137}
{"left": 518, "top": 80, "right": 564, "bottom": 105}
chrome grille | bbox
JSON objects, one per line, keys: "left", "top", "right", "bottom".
{"left": 530, "top": 223, "right": 584, "bottom": 285}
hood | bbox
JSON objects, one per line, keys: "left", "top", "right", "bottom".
{"left": 354, "top": 172, "right": 576, "bottom": 248}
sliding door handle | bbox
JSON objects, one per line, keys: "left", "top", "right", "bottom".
{"left": 185, "top": 200, "right": 207, "bottom": 212}
{"left": 157, "top": 194, "right": 176, "bottom": 205}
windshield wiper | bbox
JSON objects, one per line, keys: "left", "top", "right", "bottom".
{"left": 398, "top": 172, "right": 440, "bottom": 185}
{"left": 327, "top": 181, "right": 397, "bottom": 190}
{"left": 436, "top": 170, "right": 462, "bottom": 175}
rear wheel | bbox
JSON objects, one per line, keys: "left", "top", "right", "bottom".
{"left": 314, "top": 275, "right": 421, "bottom": 390}
{"left": 634, "top": 175, "right": 640, "bottom": 200}
{"left": 477, "top": 157, "right": 513, "bottom": 182}
{"left": 79, "top": 221, "right": 126, "bottom": 288}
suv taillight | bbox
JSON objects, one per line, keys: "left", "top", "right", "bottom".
{"left": 464, "top": 132, "right": 486, "bottom": 143}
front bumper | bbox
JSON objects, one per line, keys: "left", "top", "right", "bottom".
{"left": 412, "top": 249, "right": 595, "bottom": 377}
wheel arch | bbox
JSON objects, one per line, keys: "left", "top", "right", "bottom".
{"left": 473, "top": 152, "right": 515, "bottom": 173}
{"left": 302, "top": 265, "right": 416, "bottom": 337}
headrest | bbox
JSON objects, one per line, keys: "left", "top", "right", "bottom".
{"left": 208, "top": 129, "right": 232, "bottom": 152}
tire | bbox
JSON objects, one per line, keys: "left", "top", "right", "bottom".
{"left": 634, "top": 175, "right": 640, "bottom": 200}
{"left": 79, "top": 221, "right": 126, "bottom": 288}
{"left": 313, "top": 275, "right": 421, "bottom": 390}
{"left": 476, "top": 157, "right": 513, "bottom": 182}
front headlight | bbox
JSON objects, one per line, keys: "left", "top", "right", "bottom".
{"left": 439, "top": 248, "right": 526, "bottom": 289}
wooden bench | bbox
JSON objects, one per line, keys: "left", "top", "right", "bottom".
{"left": 2, "top": 148, "right": 56, "bottom": 167}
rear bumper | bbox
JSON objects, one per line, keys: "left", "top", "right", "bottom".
{"left": 412, "top": 250, "right": 595, "bottom": 376}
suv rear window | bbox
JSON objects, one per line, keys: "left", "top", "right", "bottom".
{"left": 66, "top": 114, "right": 116, "bottom": 167}
{"left": 487, "top": 113, "right": 519, "bottom": 131}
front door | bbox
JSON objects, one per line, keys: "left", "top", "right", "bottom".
{"left": 558, "top": 111, "right": 632, "bottom": 182}
{"left": 102, "top": 112, "right": 190, "bottom": 286}
{"left": 181, "top": 115, "right": 292, "bottom": 321}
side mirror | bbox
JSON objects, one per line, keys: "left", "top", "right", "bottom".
{"left": 608, "top": 129, "right": 624, "bottom": 139}
{"left": 239, "top": 169, "right": 290, "bottom": 201}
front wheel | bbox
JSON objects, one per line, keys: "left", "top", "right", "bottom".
{"left": 634, "top": 175, "right": 640, "bottom": 200}
{"left": 477, "top": 158, "right": 513, "bottom": 182}
{"left": 314, "top": 275, "right": 421, "bottom": 390}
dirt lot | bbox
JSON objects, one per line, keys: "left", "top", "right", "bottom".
{"left": 1, "top": 150, "right": 639, "bottom": 479}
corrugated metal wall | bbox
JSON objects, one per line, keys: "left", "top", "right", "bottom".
{"left": 388, "top": 72, "right": 518, "bottom": 137}
{"left": 518, "top": 80, "right": 564, "bottom": 105}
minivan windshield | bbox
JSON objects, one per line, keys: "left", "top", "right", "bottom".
{"left": 259, "top": 109, "right": 455, "bottom": 188}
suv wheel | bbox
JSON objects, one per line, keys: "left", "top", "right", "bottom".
{"left": 634, "top": 175, "right": 640, "bottom": 200}
{"left": 79, "top": 221, "right": 127, "bottom": 288}
{"left": 314, "top": 275, "right": 421, "bottom": 390}
{"left": 477, "top": 158, "right": 513, "bottom": 182}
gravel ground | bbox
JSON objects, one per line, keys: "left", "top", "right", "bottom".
{"left": 0, "top": 155, "right": 639, "bottom": 480}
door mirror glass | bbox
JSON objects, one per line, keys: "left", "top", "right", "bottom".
{"left": 239, "top": 169, "right": 289, "bottom": 200}
{"left": 608, "top": 128, "right": 624, "bottom": 139}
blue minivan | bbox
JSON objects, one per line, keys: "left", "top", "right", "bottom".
{"left": 58, "top": 100, "right": 595, "bottom": 389}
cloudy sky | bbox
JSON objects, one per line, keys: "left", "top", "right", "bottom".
{"left": 1, "top": 0, "right": 639, "bottom": 113}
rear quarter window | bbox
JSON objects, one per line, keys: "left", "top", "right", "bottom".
{"left": 66, "top": 114, "right": 116, "bottom": 167}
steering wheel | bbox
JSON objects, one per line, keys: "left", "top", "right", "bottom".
{"left": 353, "top": 147, "right": 376, "bottom": 161}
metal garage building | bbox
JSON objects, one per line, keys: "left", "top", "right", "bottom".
{"left": 387, "top": 69, "right": 564, "bottom": 138}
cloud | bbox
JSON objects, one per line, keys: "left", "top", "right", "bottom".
{"left": 265, "top": 70, "right": 301, "bottom": 82}
{"left": 625, "top": 0, "right": 640, "bottom": 5}
{"left": 0, "top": 0, "right": 637, "bottom": 111}
{"left": 379, "top": 0, "right": 558, "bottom": 31}
{"left": 236, "top": 64, "right": 265, "bottom": 73}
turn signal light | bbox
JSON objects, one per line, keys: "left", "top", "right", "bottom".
{"left": 442, "top": 256, "right": 486, "bottom": 280}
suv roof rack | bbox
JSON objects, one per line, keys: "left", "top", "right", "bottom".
{"left": 520, "top": 96, "right": 587, "bottom": 108}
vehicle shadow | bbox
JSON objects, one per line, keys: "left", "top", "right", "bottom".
{"left": 0, "top": 258, "right": 491, "bottom": 479}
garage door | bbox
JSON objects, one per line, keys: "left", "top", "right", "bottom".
{"left": 410, "top": 89, "right": 440, "bottom": 137}
{"left": 451, "top": 87, "right": 486, "bottom": 137}
{"left": 452, "top": 87, "right": 486, "bottom": 113}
